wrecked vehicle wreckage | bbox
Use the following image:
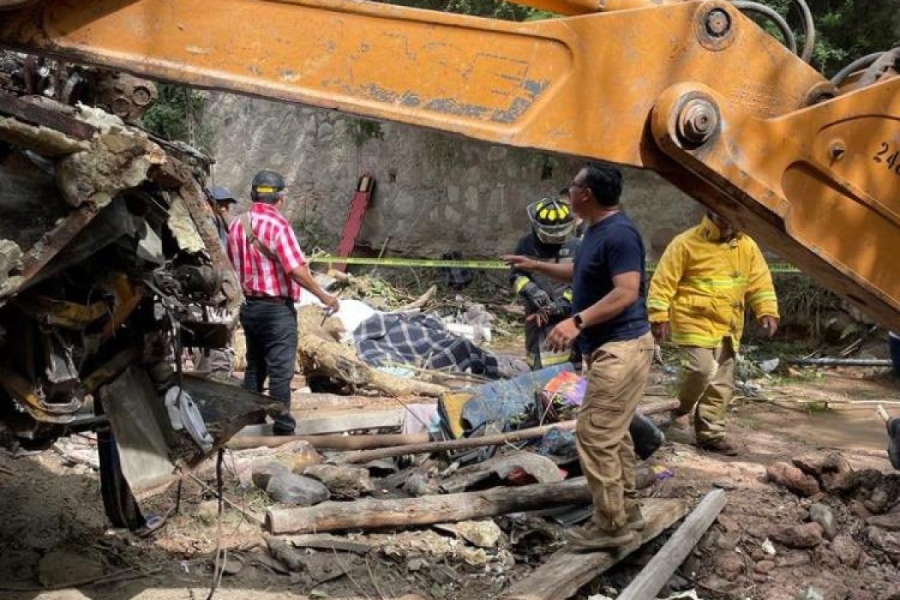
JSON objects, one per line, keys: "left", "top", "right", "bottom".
{"left": 0, "top": 62, "right": 279, "bottom": 530}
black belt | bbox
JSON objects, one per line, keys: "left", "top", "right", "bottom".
{"left": 245, "top": 295, "right": 291, "bottom": 303}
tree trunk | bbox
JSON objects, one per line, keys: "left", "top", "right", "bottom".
{"left": 294, "top": 305, "right": 449, "bottom": 397}
{"left": 267, "top": 477, "right": 594, "bottom": 534}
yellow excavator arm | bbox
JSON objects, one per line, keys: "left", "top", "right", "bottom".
{"left": 2, "top": 0, "right": 899, "bottom": 329}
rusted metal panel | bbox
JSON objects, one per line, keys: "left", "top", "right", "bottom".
{"left": 5, "top": 202, "right": 102, "bottom": 298}
{"left": 151, "top": 159, "right": 243, "bottom": 308}
{"left": 0, "top": 91, "right": 97, "bottom": 140}
{"left": 0, "top": 366, "right": 81, "bottom": 424}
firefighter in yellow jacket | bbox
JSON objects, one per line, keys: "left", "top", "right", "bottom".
{"left": 647, "top": 212, "right": 779, "bottom": 456}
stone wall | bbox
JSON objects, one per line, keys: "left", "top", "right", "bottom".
{"left": 203, "top": 93, "right": 703, "bottom": 260}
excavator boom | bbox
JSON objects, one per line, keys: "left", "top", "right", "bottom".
{"left": 2, "top": 0, "right": 900, "bottom": 329}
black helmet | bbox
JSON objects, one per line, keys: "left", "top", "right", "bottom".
{"left": 527, "top": 198, "right": 575, "bottom": 245}
{"left": 251, "top": 170, "right": 286, "bottom": 202}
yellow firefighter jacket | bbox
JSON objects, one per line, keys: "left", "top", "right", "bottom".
{"left": 647, "top": 216, "right": 779, "bottom": 349}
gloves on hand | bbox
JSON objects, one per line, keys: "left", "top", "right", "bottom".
{"left": 546, "top": 299, "right": 572, "bottom": 318}
{"left": 520, "top": 281, "right": 552, "bottom": 312}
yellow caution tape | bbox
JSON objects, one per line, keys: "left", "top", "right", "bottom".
{"left": 310, "top": 255, "right": 802, "bottom": 273}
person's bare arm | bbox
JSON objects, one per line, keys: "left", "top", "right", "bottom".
{"left": 291, "top": 265, "right": 339, "bottom": 310}
{"left": 501, "top": 255, "right": 574, "bottom": 282}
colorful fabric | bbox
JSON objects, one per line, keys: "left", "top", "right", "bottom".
{"left": 540, "top": 371, "right": 587, "bottom": 421}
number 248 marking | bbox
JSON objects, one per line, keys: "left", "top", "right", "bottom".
{"left": 873, "top": 142, "right": 900, "bottom": 172}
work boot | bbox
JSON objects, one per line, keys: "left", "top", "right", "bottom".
{"left": 563, "top": 522, "right": 637, "bottom": 551}
{"left": 625, "top": 504, "right": 646, "bottom": 531}
{"left": 698, "top": 438, "right": 739, "bottom": 456}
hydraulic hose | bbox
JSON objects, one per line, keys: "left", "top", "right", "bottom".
{"left": 830, "top": 52, "right": 886, "bottom": 87}
{"left": 791, "top": 0, "right": 816, "bottom": 63}
{"left": 733, "top": 1, "right": 797, "bottom": 55}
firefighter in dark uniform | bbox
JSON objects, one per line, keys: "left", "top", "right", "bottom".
{"left": 510, "top": 197, "right": 581, "bottom": 370}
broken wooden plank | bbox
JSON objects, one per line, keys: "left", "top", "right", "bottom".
{"left": 279, "top": 533, "right": 376, "bottom": 555}
{"left": 343, "top": 420, "right": 576, "bottom": 464}
{"left": 343, "top": 399, "right": 678, "bottom": 464}
{"left": 292, "top": 392, "right": 433, "bottom": 412}
{"left": 500, "top": 498, "right": 689, "bottom": 600}
{"left": 267, "top": 477, "right": 594, "bottom": 534}
{"left": 617, "top": 489, "right": 726, "bottom": 600}
{"left": 292, "top": 408, "right": 405, "bottom": 435}
{"left": 227, "top": 431, "right": 430, "bottom": 451}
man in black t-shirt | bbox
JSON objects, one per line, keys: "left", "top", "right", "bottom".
{"left": 504, "top": 162, "right": 655, "bottom": 551}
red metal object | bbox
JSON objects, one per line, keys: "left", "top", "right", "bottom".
{"left": 334, "top": 172, "right": 376, "bottom": 273}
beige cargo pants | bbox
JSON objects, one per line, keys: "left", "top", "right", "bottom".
{"left": 576, "top": 331, "right": 655, "bottom": 532}
{"left": 678, "top": 338, "right": 736, "bottom": 443}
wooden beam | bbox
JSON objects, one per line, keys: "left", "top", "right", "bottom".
{"left": 292, "top": 408, "right": 405, "bottom": 435}
{"left": 291, "top": 392, "right": 433, "bottom": 413}
{"left": 500, "top": 498, "right": 689, "bottom": 600}
{"left": 343, "top": 420, "right": 576, "bottom": 464}
{"left": 616, "top": 489, "right": 726, "bottom": 600}
{"left": 267, "top": 477, "right": 594, "bottom": 534}
{"left": 342, "top": 399, "right": 678, "bottom": 464}
{"left": 226, "top": 431, "right": 430, "bottom": 451}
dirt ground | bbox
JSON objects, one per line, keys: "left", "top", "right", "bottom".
{"left": 1, "top": 362, "right": 898, "bottom": 600}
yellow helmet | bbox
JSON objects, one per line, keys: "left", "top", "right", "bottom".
{"left": 526, "top": 198, "right": 575, "bottom": 244}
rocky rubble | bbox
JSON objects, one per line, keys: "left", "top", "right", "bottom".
{"left": 689, "top": 451, "right": 900, "bottom": 600}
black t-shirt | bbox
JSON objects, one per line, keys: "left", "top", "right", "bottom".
{"left": 572, "top": 211, "right": 650, "bottom": 354}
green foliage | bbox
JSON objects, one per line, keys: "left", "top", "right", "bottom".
{"left": 350, "top": 119, "right": 385, "bottom": 147}
{"left": 740, "top": 1, "right": 899, "bottom": 76}
{"left": 140, "top": 84, "right": 212, "bottom": 152}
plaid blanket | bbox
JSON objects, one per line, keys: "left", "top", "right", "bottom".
{"left": 354, "top": 313, "right": 499, "bottom": 378}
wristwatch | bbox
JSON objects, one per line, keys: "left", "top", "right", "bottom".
{"left": 573, "top": 313, "right": 585, "bottom": 330}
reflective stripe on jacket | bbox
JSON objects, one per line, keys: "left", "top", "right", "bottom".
{"left": 647, "top": 216, "right": 779, "bottom": 349}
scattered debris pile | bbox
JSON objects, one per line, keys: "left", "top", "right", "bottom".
{"left": 671, "top": 451, "right": 900, "bottom": 600}
{"left": 0, "top": 55, "right": 275, "bottom": 533}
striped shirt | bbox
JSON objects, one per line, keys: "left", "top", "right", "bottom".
{"left": 227, "top": 203, "right": 306, "bottom": 300}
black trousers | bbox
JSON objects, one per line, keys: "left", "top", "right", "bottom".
{"left": 239, "top": 299, "right": 298, "bottom": 433}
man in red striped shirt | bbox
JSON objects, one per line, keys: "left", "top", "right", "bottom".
{"left": 227, "top": 169, "right": 339, "bottom": 435}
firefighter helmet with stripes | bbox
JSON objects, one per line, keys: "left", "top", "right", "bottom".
{"left": 526, "top": 198, "right": 575, "bottom": 245}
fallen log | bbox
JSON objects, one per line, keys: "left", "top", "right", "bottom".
{"left": 267, "top": 476, "right": 594, "bottom": 534}
{"left": 616, "top": 489, "right": 726, "bottom": 600}
{"left": 499, "top": 498, "right": 688, "bottom": 600}
{"left": 227, "top": 431, "right": 430, "bottom": 451}
{"left": 342, "top": 398, "right": 679, "bottom": 464}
